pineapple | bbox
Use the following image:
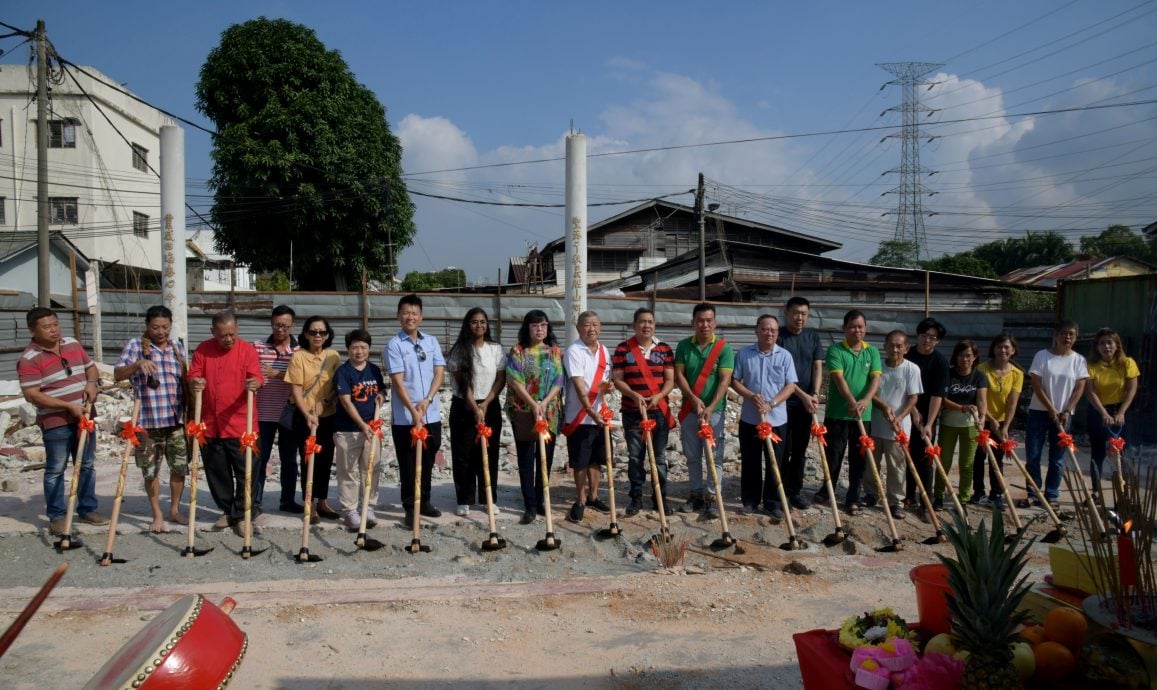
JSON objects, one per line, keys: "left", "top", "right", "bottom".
{"left": 938, "top": 509, "right": 1035, "bottom": 690}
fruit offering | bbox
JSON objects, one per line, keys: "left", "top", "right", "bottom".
{"left": 839, "top": 608, "right": 917, "bottom": 650}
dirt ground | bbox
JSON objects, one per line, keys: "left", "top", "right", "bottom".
{"left": 0, "top": 439, "right": 1091, "bottom": 689}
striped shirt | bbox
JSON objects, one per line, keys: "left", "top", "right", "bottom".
{"left": 611, "top": 337, "right": 674, "bottom": 412}
{"left": 116, "top": 337, "right": 187, "bottom": 429}
{"left": 17, "top": 337, "right": 94, "bottom": 430}
{"left": 254, "top": 335, "right": 299, "bottom": 422}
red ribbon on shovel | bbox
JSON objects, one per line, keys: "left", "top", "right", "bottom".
{"left": 1108, "top": 437, "right": 1126, "bottom": 453}
{"left": 999, "top": 439, "right": 1018, "bottom": 454}
{"left": 78, "top": 416, "right": 96, "bottom": 433}
{"left": 240, "top": 432, "right": 259, "bottom": 453}
{"left": 368, "top": 418, "right": 385, "bottom": 439}
{"left": 977, "top": 429, "right": 997, "bottom": 448}
{"left": 859, "top": 435, "right": 875, "bottom": 455}
{"left": 810, "top": 423, "right": 828, "bottom": 446}
{"left": 304, "top": 435, "right": 323, "bottom": 456}
{"left": 534, "top": 418, "right": 551, "bottom": 442}
{"left": 120, "top": 421, "right": 145, "bottom": 447}
{"left": 599, "top": 407, "right": 614, "bottom": 425}
{"left": 1057, "top": 431, "right": 1076, "bottom": 451}
{"left": 185, "top": 421, "right": 207, "bottom": 447}
{"left": 410, "top": 426, "right": 429, "bottom": 448}
{"left": 895, "top": 430, "right": 909, "bottom": 446}
{"left": 697, "top": 422, "right": 715, "bottom": 443}
{"left": 640, "top": 418, "right": 657, "bottom": 434}
{"left": 475, "top": 423, "right": 492, "bottom": 443}
{"left": 756, "top": 422, "right": 781, "bottom": 443}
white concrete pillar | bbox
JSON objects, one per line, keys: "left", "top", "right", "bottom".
{"left": 160, "top": 125, "right": 188, "bottom": 346}
{"left": 564, "top": 133, "right": 588, "bottom": 344}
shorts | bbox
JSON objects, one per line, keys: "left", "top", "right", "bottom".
{"left": 565, "top": 424, "right": 605, "bottom": 471}
{"left": 134, "top": 425, "right": 189, "bottom": 481}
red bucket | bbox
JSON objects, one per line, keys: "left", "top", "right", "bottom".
{"left": 910, "top": 563, "right": 954, "bottom": 635}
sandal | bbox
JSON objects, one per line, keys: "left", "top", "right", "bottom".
{"left": 844, "top": 503, "right": 864, "bottom": 516}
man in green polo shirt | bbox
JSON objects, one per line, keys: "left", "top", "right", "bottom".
{"left": 674, "top": 302, "right": 735, "bottom": 517}
{"left": 814, "top": 309, "right": 881, "bottom": 517}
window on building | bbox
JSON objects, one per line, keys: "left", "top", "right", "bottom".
{"left": 133, "top": 212, "right": 149, "bottom": 238}
{"left": 0, "top": 197, "right": 5, "bottom": 224}
{"left": 49, "top": 197, "right": 78, "bottom": 225}
{"left": 48, "top": 120, "right": 78, "bottom": 148}
{"left": 131, "top": 143, "right": 148, "bottom": 172}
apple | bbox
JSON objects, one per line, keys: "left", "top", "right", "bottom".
{"left": 1010, "top": 641, "right": 1035, "bottom": 680}
{"left": 923, "top": 633, "right": 957, "bottom": 657}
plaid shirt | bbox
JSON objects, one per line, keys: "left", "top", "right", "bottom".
{"left": 116, "top": 337, "right": 187, "bottom": 429}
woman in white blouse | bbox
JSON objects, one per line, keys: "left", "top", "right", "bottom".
{"left": 447, "top": 308, "right": 507, "bottom": 516}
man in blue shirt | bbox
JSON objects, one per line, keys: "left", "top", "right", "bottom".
{"left": 385, "top": 294, "right": 446, "bottom": 526}
{"left": 731, "top": 314, "right": 798, "bottom": 519}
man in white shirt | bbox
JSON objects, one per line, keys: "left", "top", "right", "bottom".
{"left": 870, "top": 330, "right": 923, "bottom": 519}
{"left": 562, "top": 311, "right": 612, "bottom": 523}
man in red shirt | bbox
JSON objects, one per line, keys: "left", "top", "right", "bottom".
{"left": 18, "top": 307, "right": 107, "bottom": 535}
{"left": 187, "top": 312, "right": 263, "bottom": 534}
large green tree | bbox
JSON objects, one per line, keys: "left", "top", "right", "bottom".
{"left": 869, "top": 240, "right": 920, "bottom": 268}
{"left": 970, "top": 231, "right": 1074, "bottom": 276}
{"left": 920, "top": 253, "right": 997, "bottom": 278}
{"left": 1078, "top": 224, "right": 1150, "bottom": 261}
{"left": 195, "top": 18, "right": 413, "bottom": 290}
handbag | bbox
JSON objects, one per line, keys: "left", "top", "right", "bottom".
{"left": 279, "top": 369, "right": 323, "bottom": 430}
{"left": 509, "top": 409, "right": 539, "bottom": 443}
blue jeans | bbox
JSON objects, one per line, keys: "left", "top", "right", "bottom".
{"left": 43, "top": 423, "right": 98, "bottom": 520}
{"left": 1024, "top": 409, "right": 1068, "bottom": 501}
{"left": 256, "top": 421, "right": 299, "bottom": 508}
{"left": 623, "top": 410, "right": 670, "bottom": 500}
{"left": 680, "top": 409, "right": 725, "bottom": 496}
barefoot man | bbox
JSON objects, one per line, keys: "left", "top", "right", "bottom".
{"left": 114, "top": 305, "right": 190, "bottom": 532}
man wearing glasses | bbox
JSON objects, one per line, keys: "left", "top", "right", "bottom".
{"left": 253, "top": 305, "right": 302, "bottom": 513}
{"left": 904, "top": 317, "right": 949, "bottom": 516}
{"left": 385, "top": 294, "right": 446, "bottom": 526}
{"left": 18, "top": 307, "right": 107, "bottom": 536}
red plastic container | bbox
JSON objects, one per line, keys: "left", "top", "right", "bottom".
{"left": 910, "top": 563, "right": 954, "bottom": 635}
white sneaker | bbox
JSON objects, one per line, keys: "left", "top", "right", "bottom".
{"left": 366, "top": 509, "right": 378, "bottom": 528}
{"left": 455, "top": 504, "right": 469, "bottom": 517}
{"left": 343, "top": 511, "right": 361, "bottom": 532}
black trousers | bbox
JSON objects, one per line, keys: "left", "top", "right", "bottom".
{"left": 782, "top": 402, "right": 813, "bottom": 499}
{"left": 295, "top": 412, "right": 335, "bottom": 502}
{"left": 814, "top": 418, "right": 865, "bottom": 509}
{"left": 203, "top": 437, "right": 249, "bottom": 523}
{"left": 393, "top": 422, "right": 442, "bottom": 511}
{"left": 905, "top": 421, "right": 937, "bottom": 505}
{"left": 449, "top": 397, "right": 501, "bottom": 505}
{"left": 738, "top": 420, "right": 787, "bottom": 509}
{"left": 515, "top": 435, "right": 555, "bottom": 512}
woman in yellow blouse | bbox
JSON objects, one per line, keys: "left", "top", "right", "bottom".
{"left": 973, "top": 334, "right": 1023, "bottom": 511}
{"left": 285, "top": 316, "right": 343, "bottom": 522}
{"left": 1085, "top": 327, "right": 1139, "bottom": 488}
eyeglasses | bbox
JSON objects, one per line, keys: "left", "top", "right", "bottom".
{"left": 271, "top": 323, "right": 292, "bottom": 330}
{"left": 413, "top": 343, "right": 427, "bottom": 361}
{"left": 306, "top": 329, "right": 328, "bottom": 337}
{"left": 58, "top": 354, "right": 73, "bottom": 377}
{"left": 469, "top": 320, "right": 488, "bottom": 326}
{"left": 918, "top": 332, "right": 940, "bottom": 341}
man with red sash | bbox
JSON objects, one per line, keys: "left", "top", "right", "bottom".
{"left": 674, "top": 302, "right": 735, "bottom": 517}
{"left": 562, "top": 311, "right": 612, "bottom": 523}
{"left": 612, "top": 307, "right": 676, "bottom": 516}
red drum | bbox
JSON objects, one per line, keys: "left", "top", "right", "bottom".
{"left": 83, "top": 594, "right": 247, "bottom": 689}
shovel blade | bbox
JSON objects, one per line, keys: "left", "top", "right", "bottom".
{"left": 54, "top": 538, "right": 83, "bottom": 552}
{"left": 406, "top": 539, "right": 431, "bottom": 553}
{"left": 181, "top": 547, "right": 214, "bottom": 557}
{"left": 822, "top": 529, "right": 847, "bottom": 547}
{"left": 1041, "top": 529, "right": 1065, "bottom": 544}
{"left": 595, "top": 524, "right": 622, "bottom": 540}
{"left": 359, "top": 538, "right": 388, "bottom": 551}
{"left": 535, "top": 533, "right": 561, "bottom": 551}
{"left": 295, "top": 549, "right": 324, "bottom": 563}
{"left": 481, "top": 537, "right": 508, "bottom": 551}
{"left": 876, "top": 539, "right": 903, "bottom": 553}
{"left": 241, "top": 546, "right": 268, "bottom": 558}
{"left": 99, "top": 552, "right": 128, "bottom": 566}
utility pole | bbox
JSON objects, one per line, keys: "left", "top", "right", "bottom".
{"left": 695, "top": 172, "right": 705, "bottom": 302}
{"left": 36, "top": 20, "right": 50, "bottom": 307}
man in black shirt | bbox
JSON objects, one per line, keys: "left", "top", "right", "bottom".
{"left": 776, "top": 297, "right": 825, "bottom": 509}
{"left": 904, "top": 318, "right": 948, "bottom": 514}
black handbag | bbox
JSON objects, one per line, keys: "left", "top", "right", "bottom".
{"left": 280, "top": 370, "right": 322, "bottom": 430}
{"left": 509, "top": 409, "right": 539, "bottom": 443}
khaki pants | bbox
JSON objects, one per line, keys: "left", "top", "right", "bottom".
{"left": 873, "top": 437, "right": 908, "bottom": 507}
{"left": 334, "top": 431, "right": 382, "bottom": 515}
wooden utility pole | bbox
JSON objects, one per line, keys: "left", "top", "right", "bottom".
{"left": 695, "top": 172, "right": 706, "bottom": 302}
{"left": 36, "top": 20, "right": 50, "bottom": 307}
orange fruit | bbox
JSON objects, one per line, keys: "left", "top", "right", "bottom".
{"left": 1019, "top": 624, "right": 1046, "bottom": 646}
{"left": 1043, "top": 607, "right": 1088, "bottom": 651}
{"left": 1033, "top": 641, "right": 1076, "bottom": 682}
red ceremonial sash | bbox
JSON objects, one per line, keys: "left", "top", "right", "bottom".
{"left": 562, "top": 345, "right": 608, "bottom": 437}
{"left": 628, "top": 338, "right": 675, "bottom": 428}
{"left": 679, "top": 338, "right": 727, "bottom": 422}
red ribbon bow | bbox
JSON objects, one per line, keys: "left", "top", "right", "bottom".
{"left": 977, "top": 429, "right": 996, "bottom": 448}
{"left": 120, "top": 420, "right": 145, "bottom": 447}
{"left": 185, "top": 420, "right": 207, "bottom": 447}
{"left": 1108, "top": 437, "right": 1126, "bottom": 454}
{"left": 475, "top": 423, "right": 492, "bottom": 444}
{"left": 999, "top": 439, "right": 1019, "bottom": 454}
{"left": 599, "top": 406, "right": 614, "bottom": 424}
{"left": 304, "top": 435, "right": 323, "bottom": 456}
{"left": 1057, "top": 431, "right": 1076, "bottom": 451}
{"left": 534, "top": 418, "right": 551, "bottom": 442}
{"left": 924, "top": 445, "right": 941, "bottom": 460}
{"left": 697, "top": 423, "right": 715, "bottom": 443}
{"left": 410, "top": 426, "right": 429, "bottom": 448}
{"left": 77, "top": 416, "right": 96, "bottom": 433}
{"left": 367, "top": 418, "right": 385, "bottom": 439}
{"left": 240, "top": 431, "right": 259, "bottom": 452}
{"left": 859, "top": 435, "right": 875, "bottom": 456}
{"left": 756, "top": 422, "right": 781, "bottom": 443}
{"left": 810, "top": 423, "right": 828, "bottom": 446}
{"left": 894, "top": 430, "right": 909, "bottom": 446}
{"left": 640, "top": 418, "right": 657, "bottom": 434}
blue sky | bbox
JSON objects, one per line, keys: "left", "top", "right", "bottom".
{"left": 5, "top": 1, "right": 1156, "bottom": 282}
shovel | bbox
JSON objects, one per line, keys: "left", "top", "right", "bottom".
{"left": 917, "top": 426, "right": 967, "bottom": 518}
{"left": 182, "top": 392, "right": 213, "bottom": 557}
{"left": 534, "top": 420, "right": 561, "bottom": 551}
{"left": 995, "top": 431, "right": 1066, "bottom": 543}
{"left": 54, "top": 406, "right": 95, "bottom": 552}
{"left": 100, "top": 400, "right": 143, "bottom": 566}
{"left": 0, "top": 563, "right": 69, "bottom": 659}
{"left": 809, "top": 416, "right": 846, "bottom": 546}
{"left": 890, "top": 421, "right": 946, "bottom": 545}
{"left": 405, "top": 426, "right": 433, "bottom": 553}
{"left": 476, "top": 422, "right": 507, "bottom": 551}
{"left": 295, "top": 411, "right": 324, "bottom": 563}
{"left": 641, "top": 409, "right": 672, "bottom": 544}
{"left": 700, "top": 421, "right": 743, "bottom": 554}
{"left": 760, "top": 419, "right": 805, "bottom": 551}
{"left": 1054, "top": 421, "right": 1112, "bottom": 542}
{"left": 594, "top": 408, "right": 622, "bottom": 540}
{"left": 354, "top": 407, "right": 387, "bottom": 552}
{"left": 855, "top": 418, "right": 903, "bottom": 552}
{"left": 240, "top": 390, "right": 268, "bottom": 559}
{"left": 975, "top": 421, "right": 1023, "bottom": 545}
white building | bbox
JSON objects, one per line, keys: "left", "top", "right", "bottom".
{"left": 0, "top": 64, "right": 173, "bottom": 292}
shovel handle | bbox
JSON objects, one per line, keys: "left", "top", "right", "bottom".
{"left": 538, "top": 430, "right": 555, "bottom": 536}
{"left": 187, "top": 391, "right": 204, "bottom": 554}
{"left": 762, "top": 416, "right": 798, "bottom": 541}
{"left": 701, "top": 421, "right": 731, "bottom": 535}
{"left": 855, "top": 418, "right": 903, "bottom": 546}
{"left": 641, "top": 408, "right": 670, "bottom": 532}
{"left": 890, "top": 420, "right": 943, "bottom": 534}
{"left": 810, "top": 414, "right": 844, "bottom": 532}
{"left": 104, "top": 400, "right": 142, "bottom": 561}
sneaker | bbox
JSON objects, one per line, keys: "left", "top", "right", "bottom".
{"left": 932, "top": 497, "right": 944, "bottom": 511}
{"left": 975, "top": 495, "right": 992, "bottom": 507}
{"left": 520, "top": 510, "right": 536, "bottom": 525}
{"left": 769, "top": 503, "right": 785, "bottom": 521}
{"left": 567, "top": 502, "right": 585, "bottom": 523}
{"left": 588, "top": 498, "right": 611, "bottom": 514}
{"left": 343, "top": 511, "right": 362, "bottom": 531}
{"left": 967, "top": 494, "right": 983, "bottom": 506}
{"left": 890, "top": 504, "right": 906, "bottom": 520}
{"left": 78, "top": 512, "right": 109, "bottom": 526}
{"left": 789, "top": 495, "right": 812, "bottom": 510}
{"left": 280, "top": 502, "right": 305, "bottom": 514}
{"left": 679, "top": 495, "right": 705, "bottom": 513}
{"left": 420, "top": 504, "right": 442, "bottom": 518}
{"left": 862, "top": 494, "right": 878, "bottom": 509}
{"left": 455, "top": 505, "right": 469, "bottom": 517}
{"left": 625, "top": 496, "right": 642, "bottom": 516}
{"left": 211, "top": 515, "right": 230, "bottom": 531}
{"left": 703, "top": 503, "right": 719, "bottom": 519}
{"left": 49, "top": 518, "right": 68, "bottom": 536}
{"left": 739, "top": 504, "right": 756, "bottom": 515}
